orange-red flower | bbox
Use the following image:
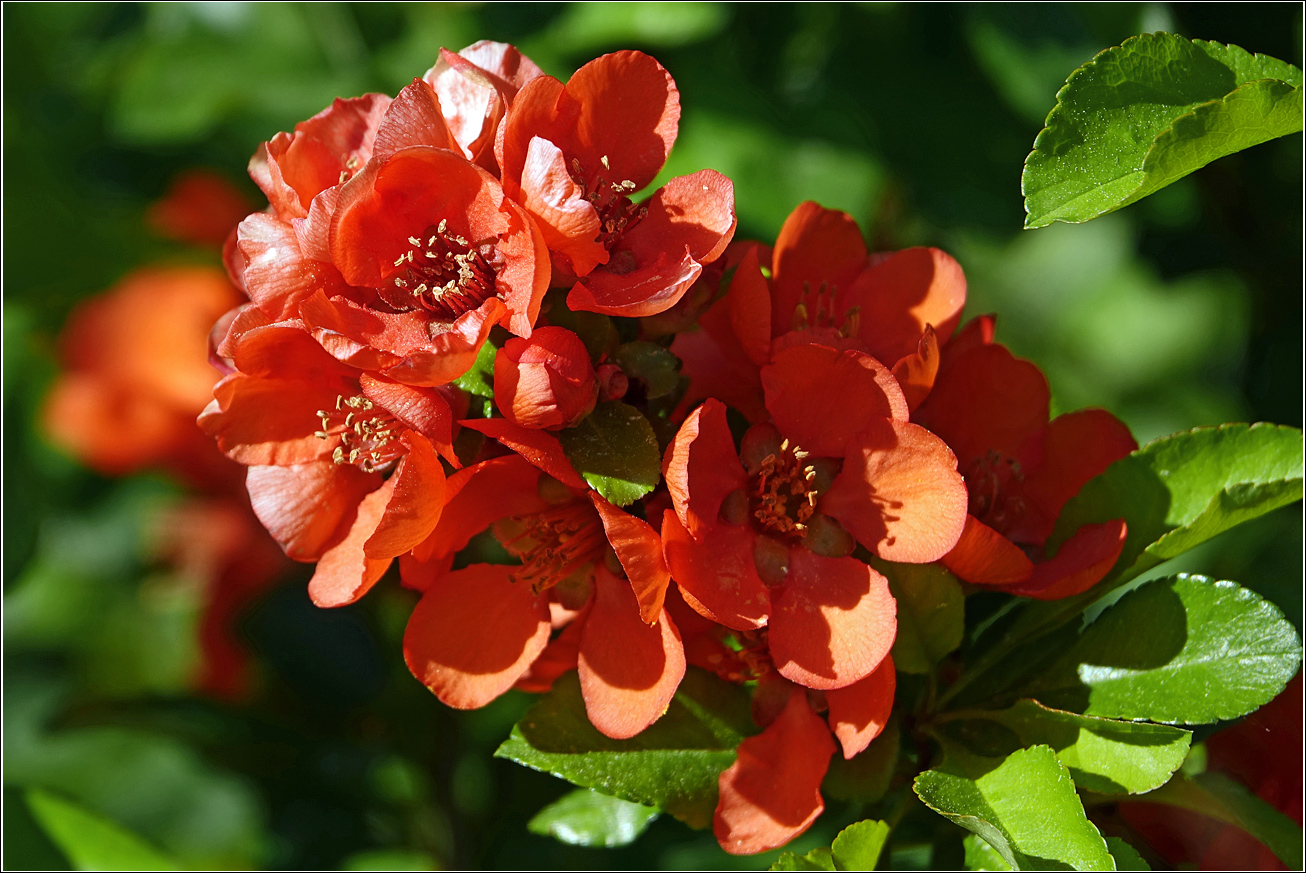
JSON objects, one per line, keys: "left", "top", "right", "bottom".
{"left": 913, "top": 316, "right": 1138, "bottom": 599}
{"left": 661, "top": 343, "right": 967, "bottom": 691}
{"left": 147, "top": 169, "right": 256, "bottom": 249}
{"left": 199, "top": 318, "right": 454, "bottom": 606}
{"left": 494, "top": 326, "right": 597, "bottom": 430}
{"left": 675, "top": 202, "right": 967, "bottom": 419}
{"left": 42, "top": 266, "right": 245, "bottom": 490}
{"left": 400, "top": 453, "right": 684, "bottom": 739}
{"left": 497, "top": 50, "right": 736, "bottom": 317}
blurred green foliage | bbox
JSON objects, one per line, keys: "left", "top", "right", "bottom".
{"left": 4, "top": 3, "right": 1301, "bottom": 870}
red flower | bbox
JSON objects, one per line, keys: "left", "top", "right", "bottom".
{"left": 662, "top": 343, "right": 967, "bottom": 691}
{"left": 497, "top": 50, "right": 737, "bottom": 316}
{"left": 913, "top": 316, "right": 1138, "bottom": 599}
{"left": 146, "top": 169, "right": 255, "bottom": 249}
{"left": 494, "top": 326, "right": 597, "bottom": 430}
{"left": 42, "top": 266, "right": 244, "bottom": 490}
{"left": 199, "top": 319, "right": 454, "bottom": 606}
{"left": 674, "top": 202, "right": 966, "bottom": 419}
{"left": 400, "top": 454, "right": 685, "bottom": 739}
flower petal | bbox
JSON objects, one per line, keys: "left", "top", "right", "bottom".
{"left": 891, "top": 324, "right": 939, "bottom": 413}
{"left": 769, "top": 202, "right": 868, "bottom": 341}
{"left": 308, "top": 479, "right": 396, "bottom": 607}
{"left": 364, "top": 433, "right": 447, "bottom": 559}
{"left": 727, "top": 245, "right": 773, "bottom": 367}
{"left": 359, "top": 375, "right": 458, "bottom": 464}
{"left": 939, "top": 514, "right": 1035, "bottom": 586}
{"left": 514, "top": 610, "right": 585, "bottom": 693}
{"left": 578, "top": 566, "right": 686, "bottom": 739}
{"left": 590, "top": 494, "right": 671, "bottom": 624}
{"left": 247, "top": 461, "right": 378, "bottom": 562}
{"left": 821, "top": 418, "right": 968, "bottom": 564}
{"left": 404, "top": 563, "right": 552, "bottom": 708}
{"left": 769, "top": 550, "right": 896, "bottom": 690}
{"left": 518, "top": 135, "right": 607, "bottom": 276}
{"left": 662, "top": 398, "right": 747, "bottom": 539}
{"left": 1009, "top": 519, "right": 1128, "bottom": 601}
{"left": 714, "top": 687, "right": 834, "bottom": 855}
{"left": 372, "top": 79, "right": 459, "bottom": 158}
{"left": 842, "top": 247, "right": 966, "bottom": 366}
{"left": 461, "top": 417, "right": 588, "bottom": 490}
{"left": 661, "top": 511, "right": 770, "bottom": 631}
{"left": 825, "top": 653, "right": 895, "bottom": 759}
{"left": 762, "top": 344, "right": 909, "bottom": 458}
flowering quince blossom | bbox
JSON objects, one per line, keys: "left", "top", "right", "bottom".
{"left": 199, "top": 318, "right": 456, "bottom": 607}
{"left": 494, "top": 326, "right": 598, "bottom": 430}
{"left": 913, "top": 315, "right": 1138, "bottom": 599}
{"left": 399, "top": 453, "right": 684, "bottom": 740}
{"left": 675, "top": 201, "right": 966, "bottom": 420}
{"left": 497, "top": 50, "right": 737, "bottom": 316}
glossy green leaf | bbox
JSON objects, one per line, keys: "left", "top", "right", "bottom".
{"left": 936, "top": 699, "right": 1190, "bottom": 795}
{"left": 1137, "top": 771, "right": 1302, "bottom": 868}
{"left": 914, "top": 745, "right": 1113, "bottom": 871}
{"left": 495, "top": 669, "right": 753, "bottom": 829}
{"left": 1020, "top": 574, "right": 1302, "bottom": 724}
{"left": 831, "top": 819, "right": 890, "bottom": 870}
{"left": 823, "top": 718, "right": 899, "bottom": 803}
{"left": 25, "top": 788, "right": 176, "bottom": 871}
{"left": 527, "top": 787, "right": 660, "bottom": 848}
{"left": 452, "top": 335, "right": 498, "bottom": 399}
{"left": 613, "top": 341, "right": 683, "bottom": 400}
{"left": 558, "top": 401, "right": 662, "bottom": 506}
{"left": 772, "top": 847, "right": 836, "bottom": 871}
{"left": 1104, "top": 837, "right": 1150, "bottom": 871}
{"left": 1013, "top": 423, "right": 1303, "bottom": 643}
{"left": 1024, "top": 33, "right": 1303, "bottom": 227}
{"left": 878, "top": 560, "right": 965, "bottom": 674}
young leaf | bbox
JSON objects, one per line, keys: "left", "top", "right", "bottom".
{"left": 914, "top": 745, "right": 1114, "bottom": 870}
{"left": 1134, "top": 771, "right": 1302, "bottom": 868}
{"left": 25, "top": 788, "right": 177, "bottom": 871}
{"left": 878, "top": 561, "right": 964, "bottom": 674}
{"left": 527, "top": 787, "right": 659, "bottom": 848}
{"left": 935, "top": 699, "right": 1191, "bottom": 794}
{"left": 1023, "top": 33, "right": 1304, "bottom": 228}
{"left": 452, "top": 334, "right": 499, "bottom": 398}
{"left": 831, "top": 819, "right": 890, "bottom": 870}
{"left": 1104, "top": 837, "right": 1150, "bottom": 871}
{"left": 558, "top": 401, "right": 662, "bottom": 506}
{"left": 613, "top": 341, "right": 683, "bottom": 400}
{"left": 1019, "top": 574, "right": 1302, "bottom": 724}
{"left": 495, "top": 668, "right": 753, "bottom": 829}
{"left": 771, "top": 847, "right": 836, "bottom": 871}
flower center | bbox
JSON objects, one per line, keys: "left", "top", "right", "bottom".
{"left": 750, "top": 438, "right": 819, "bottom": 538}
{"left": 570, "top": 155, "right": 648, "bottom": 251}
{"left": 496, "top": 501, "right": 609, "bottom": 594}
{"left": 381, "top": 219, "right": 498, "bottom": 320}
{"left": 965, "top": 450, "right": 1028, "bottom": 537}
{"left": 790, "top": 280, "right": 860, "bottom": 337}
{"left": 315, "top": 393, "right": 405, "bottom": 473}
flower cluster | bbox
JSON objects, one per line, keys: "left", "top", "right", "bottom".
{"left": 200, "top": 41, "right": 1136, "bottom": 855}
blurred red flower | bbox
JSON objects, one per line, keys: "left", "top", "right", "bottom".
{"left": 146, "top": 169, "right": 255, "bottom": 249}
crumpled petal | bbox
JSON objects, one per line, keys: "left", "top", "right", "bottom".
{"left": 364, "top": 433, "right": 447, "bottom": 559}
{"left": 590, "top": 493, "right": 670, "bottom": 624}
{"left": 663, "top": 398, "right": 747, "bottom": 539}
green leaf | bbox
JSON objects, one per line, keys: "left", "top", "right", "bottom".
{"left": 1024, "top": 33, "right": 1304, "bottom": 227}
{"left": 495, "top": 669, "right": 753, "bottom": 829}
{"left": 963, "top": 834, "right": 1012, "bottom": 870}
{"left": 1013, "top": 423, "right": 1302, "bottom": 643}
{"left": 831, "top": 819, "right": 890, "bottom": 870}
{"left": 613, "top": 341, "right": 683, "bottom": 400}
{"left": 452, "top": 335, "right": 499, "bottom": 399}
{"left": 558, "top": 401, "right": 662, "bottom": 506}
{"left": 527, "top": 787, "right": 660, "bottom": 848}
{"left": 936, "top": 699, "right": 1190, "bottom": 795}
{"left": 914, "top": 745, "right": 1113, "bottom": 871}
{"left": 772, "top": 847, "right": 836, "bottom": 871}
{"left": 1136, "top": 771, "right": 1302, "bottom": 868}
{"left": 823, "top": 718, "right": 899, "bottom": 803}
{"left": 878, "top": 560, "right": 964, "bottom": 674}
{"left": 1104, "top": 837, "right": 1150, "bottom": 871}
{"left": 1020, "top": 574, "right": 1302, "bottom": 724}
{"left": 341, "top": 848, "right": 438, "bottom": 870}
{"left": 25, "top": 788, "right": 177, "bottom": 871}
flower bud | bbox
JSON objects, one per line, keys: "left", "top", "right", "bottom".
{"left": 494, "top": 326, "right": 597, "bottom": 430}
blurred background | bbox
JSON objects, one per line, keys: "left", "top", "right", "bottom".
{"left": 4, "top": 3, "right": 1302, "bottom": 869}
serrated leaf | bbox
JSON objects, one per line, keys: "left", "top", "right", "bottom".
{"left": 613, "top": 341, "right": 683, "bottom": 399}
{"left": 831, "top": 819, "right": 890, "bottom": 871}
{"left": 25, "top": 788, "right": 177, "bottom": 871}
{"left": 1104, "top": 837, "right": 1150, "bottom": 871}
{"left": 1024, "top": 33, "right": 1304, "bottom": 227}
{"left": 452, "top": 335, "right": 498, "bottom": 398}
{"left": 914, "top": 745, "right": 1113, "bottom": 871}
{"left": 878, "top": 560, "right": 964, "bottom": 674}
{"left": 495, "top": 669, "right": 753, "bottom": 829}
{"left": 772, "top": 847, "right": 836, "bottom": 871}
{"left": 1013, "top": 423, "right": 1302, "bottom": 643}
{"left": 1134, "top": 771, "right": 1302, "bottom": 868}
{"left": 1019, "top": 574, "right": 1302, "bottom": 724}
{"left": 936, "top": 699, "right": 1190, "bottom": 795}
{"left": 527, "top": 787, "right": 659, "bottom": 848}
{"left": 557, "top": 401, "right": 662, "bottom": 506}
